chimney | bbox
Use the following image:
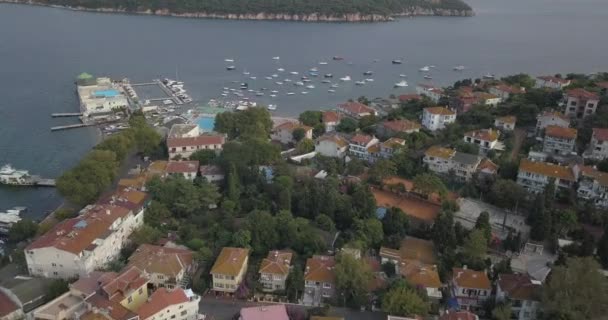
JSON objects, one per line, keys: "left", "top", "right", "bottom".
{"left": 106, "top": 209, "right": 111, "bottom": 215}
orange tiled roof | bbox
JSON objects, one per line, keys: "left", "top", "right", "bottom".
{"left": 147, "top": 161, "right": 168, "bottom": 177}
{"left": 101, "top": 266, "right": 148, "bottom": 303}
{"left": 318, "top": 134, "right": 349, "bottom": 148}
{"left": 567, "top": 88, "right": 599, "bottom": 100}
{"left": 0, "top": 290, "right": 18, "bottom": 318}
{"left": 496, "top": 115, "right": 516, "bottom": 124}
{"left": 322, "top": 111, "right": 341, "bottom": 123}
{"left": 167, "top": 134, "right": 225, "bottom": 148}
{"left": 305, "top": 255, "right": 336, "bottom": 283}
{"left": 425, "top": 106, "right": 455, "bottom": 116}
{"left": 452, "top": 268, "right": 491, "bottom": 290}
{"left": 210, "top": 247, "right": 249, "bottom": 276}
{"left": 519, "top": 159, "right": 575, "bottom": 181}
{"left": 382, "top": 138, "right": 406, "bottom": 149}
{"left": 478, "top": 158, "right": 499, "bottom": 174}
{"left": 338, "top": 101, "right": 374, "bottom": 115}
{"left": 85, "top": 293, "right": 137, "bottom": 320}
{"left": 544, "top": 125, "right": 577, "bottom": 139}
{"left": 539, "top": 111, "right": 569, "bottom": 123}
{"left": 166, "top": 160, "right": 200, "bottom": 173}
{"left": 383, "top": 119, "right": 422, "bottom": 133}
{"left": 399, "top": 94, "right": 422, "bottom": 102}
{"left": 351, "top": 134, "right": 374, "bottom": 145}
{"left": 137, "top": 288, "right": 189, "bottom": 320}
{"left": 400, "top": 260, "right": 442, "bottom": 289}
{"left": 367, "top": 144, "right": 381, "bottom": 154}
{"left": 497, "top": 273, "right": 541, "bottom": 301}
{"left": 259, "top": 250, "right": 293, "bottom": 276}
{"left": 274, "top": 121, "right": 313, "bottom": 133}
{"left": 465, "top": 128, "right": 499, "bottom": 142}
{"left": 580, "top": 166, "right": 608, "bottom": 187}
{"left": 127, "top": 244, "right": 194, "bottom": 279}
{"left": 425, "top": 146, "right": 456, "bottom": 159}
{"left": 399, "top": 237, "right": 437, "bottom": 265}
{"left": 492, "top": 84, "right": 524, "bottom": 94}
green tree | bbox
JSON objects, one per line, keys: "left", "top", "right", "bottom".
{"left": 382, "top": 207, "right": 409, "bottom": 242}
{"left": 353, "top": 218, "right": 384, "bottom": 249}
{"left": 144, "top": 201, "right": 173, "bottom": 229}
{"left": 215, "top": 107, "right": 273, "bottom": 140}
{"left": 335, "top": 253, "right": 373, "bottom": 307}
{"left": 346, "top": 158, "right": 365, "bottom": 175}
{"left": 8, "top": 219, "right": 38, "bottom": 243}
{"left": 298, "top": 111, "right": 322, "bottom": 127}
{"left": 475, "top": 211, "right": 492, "bottom": 243}
{"left": 464, "top": 229, "right": 487, "bottom": 260}
{"left": 358, "top": 115, "right": 378, "bottom": 131}
{"left": 292, "top": 127, "right": 307, "bottom": 142}
{"left": 553, "top": 209, "right": 577, "bottom": 237}
{"left": 46, "top": 279, "right": 69, "bottom": 300}
{"left": 597, "top": 225, "right": 608, "bottom": 268}
{"left": 54, "top": 208, "right": 77, "bottom": 221}
{"left": 542, "top": 257, "right": 608, "bottom": 319}
{"left": 189, "top": 149, "right": 217, "bottom": 165}
{"left": 381, "top": 281, "right": 429, "bottom": 317}
{"left": 432, "top": 210, "right": 456, "bottom": 253}
{"left": 231, "top": 229, "right": 252, "bottom": 248}
{"left": 295, "top": 138, "right": 315, "bottom": 154}
{"left": 369, "top": 159, "right": 396, "bottom": 183}
{"left": 226, "top": 164, "right": 240, "bottom": 202}
{"left": 131, "top": 225, "right": 162, "bottom": 246}
{"left": 315, "top": 214, "right": 335, "bottom": 232}
{"left": 247, "top": 211, "right": 279, "bottom": 255}
{"left": 491, "top": 303, "right": 512, "bottom": 320}
{"left": 489, "top": 179, "right": 526, "bottom": 210}
{"left": 337, "top": 118, "right": 358, "bottom": 133}
{"left": 286, "top": 265, "right": 304, "bottom": 302}
{"left": 412, "top": 173, "right": 447, "bottom": 198}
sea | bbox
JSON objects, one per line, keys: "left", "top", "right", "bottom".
{"left": 0, "top": 0, "right": 607, "bottom": 220}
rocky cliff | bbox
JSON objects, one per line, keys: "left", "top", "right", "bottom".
{"left": 1, "top": 0, "right": 474, "bottom": 21}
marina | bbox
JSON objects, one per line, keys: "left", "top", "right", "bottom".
{"left": 0, "top": 165, "right": 56, "bottom": 187}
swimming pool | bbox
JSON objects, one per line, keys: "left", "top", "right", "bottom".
{"left": 196, "top": 116, "right": 215, "bottom": 132}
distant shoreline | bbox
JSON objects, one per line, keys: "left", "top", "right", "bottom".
{"left": 0, "top": 0, "right": 474, "bottom": 22}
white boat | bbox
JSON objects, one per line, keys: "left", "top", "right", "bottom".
{"left": 301, "top": 91, "right": 308, "bottom": 95}
{"left": 265, "top": 76, "right": 273, "bottom": 80}
{"left": 419, "top": 66, "right": 430, "bottom": 72}
{"left": 0, "top": 165, "right": 35, "bottom": 186}
{"left": 221, "top": 93, "right": 228, "bottom": 97}
{"left": 272, "top": 56, "right": 280, "bottom": 60}
{"left": 319, "top": 62, "right": 328, "bottom": 65}
{"left": 365, "top": 78, "right": 374, "bottom": 82}
{"left": 392, "top": 59, "right": 403, "bottom": 64}
{"left": 453, "top": 65, "right": 465, "bottom": 71}
{"left": 484, "top": 73, "right": 496, "bottom": 79}
{"left": 223, "top": 87, "right": 229, "bottom": 90}
{"left": 226, "top": 66, "right": 236, "bottom": 70}
{"left": 256, "top": 92, "right": 264, "bottom": 96}
{"left": 340, "top": 76, "right": 351, "bottom": 81}
{"left": 306, "top": 85, "right": 315, "bottom": 89}
{"left": 287, "top": 92, "right": 295, "bottom": 95}
{"left": 163, "top": 99, "right": 173, "bottom": 105}
{"left": 290, "top": 71, "right": 299, "bottom": 75}
{"left": 275, "top": 81, "right": 283, "bottom": 85}
{"left": 270, "top": 94, "right": 277, "bottom": 98}
{"left": 277, "top": 68, "right": 285, "bottom": 72}
{"left": 224, "top": 59, "right": 234, "bottom": 62}
{"left": 271, "top": 90, "right": 279, "bottom": 94}
{"left": 272, "top": 74, "right": 278, "bottom": 78}
{"left": 394, "top": 80, "right": 409, "bottom": 87}
{"left": 0, "top": 207, "right": 26, "bottom": 234}
{"left": 247, "top": 89, "right": 254, "bottom": 92}
{"left": 355, "top": 81, "right": 365, "bottom": 86}
{"left": 295, "top": 81, "right": 304, "bottom": 86}
{"left": 284, "top": 79, "right": 292, "bottom": 82}
{"left": 429, "top": 65, "right": 436, "bottom": 68}
{"left": 424, "top": 75, "right": 433, "bottom": 80}
{"left": 324, "top": 74, "right": 333, "bottom": 78}
{"left": 243, "top": 71, "right": 250, "bottom": 75}
{"left": 331, "top": 84, "right": 339, "bottom": 88}
{"left": 328, "top": 89, "right": 336, "bottom": 93}
{"left": 268, "top": 104, "right": 277, "bottom": 110}
{"left": 399, "top": 74, "right": 407, "bottom": 78}
{"left": 302, "top": 79, "right": 312, "bottom": 83}
{"left": 321, "top": 80, "right": 331, "bottom": 84}
{"left": 250, "top": 76, "right": 257, "bottom": 80}
{"left": 310, "top": 67, "right": 319, "bottom": 72}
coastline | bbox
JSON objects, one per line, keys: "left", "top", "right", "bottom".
{"left": 0, "top": 0, "right": 474, "bottom": 22}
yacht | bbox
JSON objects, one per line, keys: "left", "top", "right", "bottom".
{"left": 284, "top": 79, "right": 292, "bottom": 82}
{"left": 365, "top": 78, "right": 374, "bottom": 82}
{"left": 399, "top": 74, "right": 407, "bottom": 78}
{"left": 243, "top": 71, "right": 250, "bottom": 75}
{"left": 221, "top": 93, "right": 228, "bottom": 97}
{"left": 0, "top": 165, "right": 36, "bottom": 185}
{"left": 271, "top": 90, "right": 279, "bottom": 94}
{"left": 324, "top": 73, "right": 333, "bottom": 78}
{"left": 295, "top": 81, "right": 305, "bottom": 86}
{"left": 224, "top": 59, "right": 234, "bottom": 63}
{"left": 340, "top": 76, "right": 351, "bottom": 81}
{"left": 277, "top": 68, "right": 285, "bottom": 72}
{"left": 265, "top": 76, "right": 273, "bottom": 80}
{"left": 331, "top": 84, "right": 339, "bottom": 88}
{"left": 272, "top": 74, "right": 279, "bottom": 78}
{"left": 0, "top": 207, "right": 26, "bottom": 234}
{"left": 310, "top": 67, "right": 319, "bottom": 72}
{"left": 328, "top": 89, "right": 336, "bottom": 93}
{"left": 306, "top": 84, "right": 315, "bottom": 89}
{"left": 453, "top": 65, "right": 466, "bottom": 71}
{"left": 275, "top": 81, "right": 284, "bottom": 85}
{"left": 319, "top": 62, "right": 328, "bottom": 65}
{"left": 249, "top": 76, "right": 257, "bottom": 80}
{"left": 355, "top": 81, "right": 365, "bottom": 86}
{"left": 287, "top": 92, "right": 295, "bottom": 95}
{"left": 270, "top": 94, "right": 277, "bottom": 98}
{"left": 419, "top": 66, "right": 430, "bottom": 72}
{"left": 392, "top": 59, "right": 403, "bottom": 64}
{"left": 226, "top": 66, "right": 236, "bottom": 71}
{"left": 301, "top": 91, "right": 308, "bottom": 95}
{"left": 424, "top": 75, "right": 433, "bottom": 80}
{"left": 302, "top": 79, "right": 312, "bottom": 83}
{"left": 290, "top": 71, "right": 299, "bottom": 75}
{"left": 394, "top": 80, "right": 409, "bottom": 87}
{"left": 268, "top": 104, "right": 277, "bottom": 110}
{"left": 363, "top": 71, "right": 373, "bottom": 76}
{"left": 272, "top": 56, "right": 280, "bottom": 60}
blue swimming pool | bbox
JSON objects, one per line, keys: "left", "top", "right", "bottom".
{"left": 196, "top": 117, "right": 215, "bottom": 132}
{"left": 93, "top": 89, "right": 120, "bottom": 98}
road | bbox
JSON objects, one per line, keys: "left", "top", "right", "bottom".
{"left": 198, "top": 296, "right": 386, "bottom": 320}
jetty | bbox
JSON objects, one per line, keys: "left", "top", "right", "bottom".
{"left": 51, "top": 113, "right": 82, "bottom": 117}
{"left": 50, "top": 123, "right": 93, "bottom": 131}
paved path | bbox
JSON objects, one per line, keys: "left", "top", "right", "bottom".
{"left": 509, "top": 128, "right": 526, "bottom": 161}
{"left": 198, "top": 296, "right": 386, "bottom": 320}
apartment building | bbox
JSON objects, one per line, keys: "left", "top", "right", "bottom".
{"left": 451, "top": 268, "right": 491, "bottom": 311}
{"left": 542, "top": 125, "right": 577, "bottom": 155}
{"left": 303, "top": 255, "right": 336, "bottom": 306}
{"left": 422, "top": 107, "right": 456, "bottom": 131}
{"left": 258, "top": 250, "right": 292, "bottom": 292}
{"left": 563, "top": 88, "right": 600, "bottom": 119}
{"left": 127, "top": 244, "right": 195, "bottom": 289}
{"left": 210, "top": 247, "right": 249, "bottom": 294}
{"left": 516, "top": 159, "right": 577, "bottom": 193}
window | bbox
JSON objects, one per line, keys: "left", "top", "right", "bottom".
{"left": 139, "top": 288, "right": 144, "bottom": 295}
{"left": 52, "top": 263, "right": 57, "bottom": 267}
{"left": 128, "top": 296, "right": 133, "bottom": 303}
{"left": 53, "top": 271, "right": 58, "bottom": 276}
{"left": 323, "top": 283, "right": 331, "bottom": 289}
{"left": 181, "top": 311, "right": 187, "bottom": 316}
{"left": 171, "top": 315, "right": 176, "bottom": 319}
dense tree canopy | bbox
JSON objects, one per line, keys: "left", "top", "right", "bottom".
{"left": 381, "top": 281, "right": 429, "bottom": 317}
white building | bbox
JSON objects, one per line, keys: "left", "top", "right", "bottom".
{"left": 76, "top": 77, "right": 129, "bottom": 119}
{"left": 463, "top": 129, "right": 500, "bottom": 153}
{"left": 167, "top": 134, "right": 225, "bottom": 159}
{"left": 315, "top": 134, "right": 349, "bottom": 158}
{"left": 495, "top": 274, "right": 542, "bottom": 320}
{"left": 415, "top": 84, "right": 445, "bottom": 103}
{"left": 451, "top": 268, "right": 491, "bottom": 311}
{"left": 423, "top": 146, "right": 483, "bottom": 181}
{"left": 587, "top": 128, "right": 608, "bottom": 160}
{"left": 535, "top": 111, "right": 570, "bottom": 135}
{"left": 542, "top": 125, "right": 577, "bottom": 155}
{"left": 422, "top": 107, "right": 456, "bottom": 131}
{"left": 577, "top": 166, "right": 608, "bottom": 208}
{"left": 534, "top": 76, "right": 571, "bottom": 89}
{"left": 166, "top": 161, "right": 199, "bottom": 181}
{"left": 137, "top": 288, "right": 200, "bottom": 320}
{"left": 322, "top": 111, "right": 342, "bottom": 132}
{"left": 271, "top": 121, "right": 313, "bottom": 144}
{"left": 168, "top": 124, "right": 200, "bottom": 138}
{"left": 489, "top": 84, "right": 525, "bottom": 101}
{"left": 127, "top": 244, "right": 195, "bottom": 290}
{"left": 380, "top": 138, "right": 406, "bottom": 159}
{"left": 259, "top": 250, "right": 292, "bottom": 292}
{"left": 25, "top": 190, "right": 146, "bottom": 279}
{"left": 564, "top": 88, "right": 600, "bottom": 119}
{"left": 199, "top": 165, "right": 225, "bottom": 183}
{"left": 348, "top": 134, "right": 380, "bottom": 163}
{"left": 494, "top": 116, "right": 517, "bottom": 131}
{"left": 516, "top": 159, "right": 577, "bottom": 194}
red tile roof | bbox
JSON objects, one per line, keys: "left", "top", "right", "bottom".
{"left": 350, "top": 134, "right": 374, "bottom": 145}
{"left": 544, "top": 125, "right": 577, "bottom": 139}
{"left": 101, "top": 266, "right": 148, "bottom": 303}
{"left": 497, "top": 273, "right": 541, "bottom": 301}
{"left": 452, "top": 268, "right": 491, "bottom": 290}
{"left": 86, "top": 293, "right": 137, "bottom": 320}
{"left": 259, "top": 250, "right": 293, "bottom": 276}
{"left": 166, "top": 161, "right": 200, "bottom": 174}
{"left": 399, "top": 94, "right": 422, "bottom": 102}
{"left": 439, "top": 311, "right": 478, "bottom": 320}
{"left": 537, "top": 75, "right": 571, "bottom": 84}
{"left": 0, "top": 290, "right": 18, "bottom": 318}
{"left": 464, "top": 128, "right": 499, "bottom": 142}
{"left": 383, "top": 119, "right": 422, "bottom": 133}
{"left": 492, "top": 84, "right": 525, "bottom": 94}
{"left": 597, "top": 82, "right": 608, "bottom": 90}
{"left": 519, "top": 159, "right": 575, "bottom": 181}
{"left": 593, "top": 128, "right": 608, "bottom": 141}
{"left": 240, "top": 305, "right": 289, "bottom": 320}
{"left": 127, "top": 244, "right": 194, "bottom": 278}
{"left": 322, "top": 111, "right": 341, "bottom": 123}
{"left": 137, "top": 288, "right": 190, "bottom": 320}
{"left": 566, "top": 88, "right": 599, "bottom": 100}
{"left": 273, "top": 121, "right": 313, "bottom": 133}
{"left": 338, "top": 101, "right": 374, "bottom": 115}
{"left": 167, "top": 134, "right": 225, "bottom": 148}
{"left": 425, "top": 106, "right": 455, "bottom": 116}
{"left": 305, "top": 255, "right": 336, "bottom": 283}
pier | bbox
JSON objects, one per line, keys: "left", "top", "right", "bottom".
{"left": 51, "top": 113, "right": 82, "bottom": 117}
{"left": 50, "top": 123, "right": 93, "bottom": 131}
{"left": 35, "top": 179, "right": 56, "bottom": 187}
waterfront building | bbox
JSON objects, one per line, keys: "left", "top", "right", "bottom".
{"left": 270, "top": 121, "right": 313, "bottom": 144}
{"left": 167, "top": 133, "right": 225, "bottom": 159}
{"left": 315, "top": 133, "right": 349, "bottom": 158}
{"left": 534, "top": 76, "right": 571, "bottom": 89}
{"left": 415, "top": 84, "right": 445, "bottom": 103}
{"left": 76, "top": 76, "right": 129, "bottom": 119}
{"left": 348, "top": 134, "right": 380, "bottom": 163}
{"left": 422, "top": 107, "right": 456, "bottom": 131}
{"left": 337, "top": 101, "right": 376, "bottom": 119}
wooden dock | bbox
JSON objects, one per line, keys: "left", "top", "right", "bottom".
{"left": 51, "top": 113, "right": 82, "bottom": 117}
{"left": 51, "top": 123, "right": 92, "bottom": 131}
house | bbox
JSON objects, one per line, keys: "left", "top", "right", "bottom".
{"left": 474, "top": 92, "right": 501, "bottom": 107}
{"left": 422, "top": 107, "right": 456, "bottom": 131}
{"left": 423, "top": 146, "right": 482, "bottom": 181}
{"left": 495, "top": 274, "right": 542, "bottom": 320}
{"left": 210, "top": 247, "right": 249, "bottom": 294}
{"left": 99, "top": 266, "right": 150, "bottom": 311}
{"left": 271, "top": 122, "right": 313, "bottom": 144}
{"left": 127, "top": 244, "right": 195, "bottom": 290}
{"left": 489, "top": 84, "right": 525, "bottom": 101}
{"left": 303, "top": 255, "right": 336, "bottom": 306}
{"left": 337, "top": 101, "right": 376, "bottom": 119}
{"left": 494, "top": 116, "right": 517, "bottom": 131}
{"left": 463, "top": 129, "right": 500, "bottom": 153}
{"left": 137, "top": 288, "right": 200, "bottom": 320}
{"left": 535, "top": 111, "right": 570, "bottom": 134}
{"left": 400, "top": 261, "right": 442, "bottom": 300}
{"left": 25, "top": 193, "right": 146, "bottom": 279}
{"left": 478, "top": 158, "right": 499, "bottom": 176}
{"left": 167, "top": 133, "right": 225, "bottom": 159}
{"left": 587, "top": 128, "right": 608, "bottom": 160}
{"left": 349, "top": 134, "right": 380, "bottom": 163}
{"left": 259, "top": 250, "right": 292, "bottom": 292}
{"left": 378, "top": 119, "right": 421, "bottom": 137}
{"left": 451, "top": 267, "right": 491, "bottom": 311}
{"left": 534, "top": 76, "right": 571, "bottom": 89}
{"left": 416, "top": 84, "right": 445, "bottom": 103}
{"left": 516, "top": 159, "right": 577, "bottom": 193}
{"left": 199, "top": 165, "right": 225, "bottom": 183}
{"left": 239, "top": 305, "right": 289, "bottom": 320}
{"left": 322, "top": 111, "right": 342, "bottom": 132}
{"left": 168, "top": 124, "right": 200, "bottom": 138}
{"left": 564, "top": 88, "right": 600, "bottom": 119}
{"left": 439, "top": 311, "right": 479, "bottom": 320}
{"left": 0, "top": 289, "right": 23, "bottom": 320}
{"left": 577, "top": 166, "right": 608, "bottom": 208}
{"left": 315, "top": 133, "right": 349, "bottom": 158}
{"left": 542, "top": 125, "right": 577, "bottom": 155}
{"left": 398, "top": 94, "right": 422, "bottom": 103}
{"left": 380, "top": 138, "right": 406, "bottom": 159}
{"left": 166, "top": 161, "right": 199, "bottom": 181}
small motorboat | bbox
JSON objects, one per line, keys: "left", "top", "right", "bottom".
{"left": 221, "top": 93, "right": 228, "bottom": 97}
{"left": 226, "top": 66, "right": 236, "bottom": 70}
{"left": 268, "top": 104, "right": 277, "bottom": 110}
{"left": 392, "top": 59, "right": 403, "bottom": 64}
{"left": 333, "top": 56, "right": 344, "bottom": 61}
{"left": 310, "top": 67, "right": 319, "bottom": 72}
{"left": 419, "top": 66, "right": 430, "bottom": 72}
{"left": 287, "top": 92, "right": 295, "bottom": 95}
{"left": 247, "top": 89, "right": 254, "bottom": 92}
{"left": 365, "top": 78, "right": 374, "bottom": 82}
{"left": 331, "top": 83, "right": 339, "bottom": 88}
{"left": 309, "top": 72, "right": 319, "bottom": 77}
{"left": 275, "top": 81, "right": 283, "bottom": 85}
{"left": 399, "top": 74, "right": 407, "bottom": 78}
{"left": 394, "top": 80, "right": 408, "bottom": 87}
{"left": 270, "top": 94, "right": 277, "bottom": 98}
{"left": 250, "top": 76, "right": 257, "bottom": 80}
{"left": 319, "top": 62, "right": 328, "bottom": 65}
{"left": 290, "top": 71, "right": 299, "bottom": 75}
{"left": 355, "top": 81, "right": 365, "bottom": 86}
{"left": 302, "top": 79, "right": 312, "bottom": 83}
{"left": 306, "top": 84, "right": 315, "bottom": 89}
{"left": 324, "top": 73, "right": 333, "bottom": 78}
{"left": 328, "top": 89, "right": 336, "bottom": 93}
{"left": 272, "top": 74, "right": 278, "bottom": 78}
{"left": 453, "top": 65, "right": 465, "bottom": 71}
{"left": 225, "top": 59, "right": 234, "bottom": 62}
{"left": 243, "top": 71, "right": 250, "bottom": 75}
{"left": 321, "top": 80, "right": 331, "bottom": 84}
{"left": 272, "top": 56, "right": 280, "bottom": 60}
{"left": 295, "top": 81, "right": 304, "bottom": 86}
{"left": 301, "top": 91, "right": 308, "bottom": 95}
{"left": 363, "top": 71, "right": 373, "bottom": 76}
{"left": 256, "top": 92, "right": 264, "bottom": 96}
{"left": 277, "top": 68, "right": 285, "bottom": 72}
{"left": 483, "top": 73, "right": 495, "bottom": 79}
{"left": 265, "top": 76, "right": 273, "bottom": 80}
{"left": 271, "top": 90, "right": 279, "bottom": 94}
{"left": 424, "top": 75, "right": 432, "bottom": 80}
{"left": 284, "top": 79, "right": 292, "bottom": 82}
{"left": 340, "top": 76, "right": 351, "bottom": 81}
